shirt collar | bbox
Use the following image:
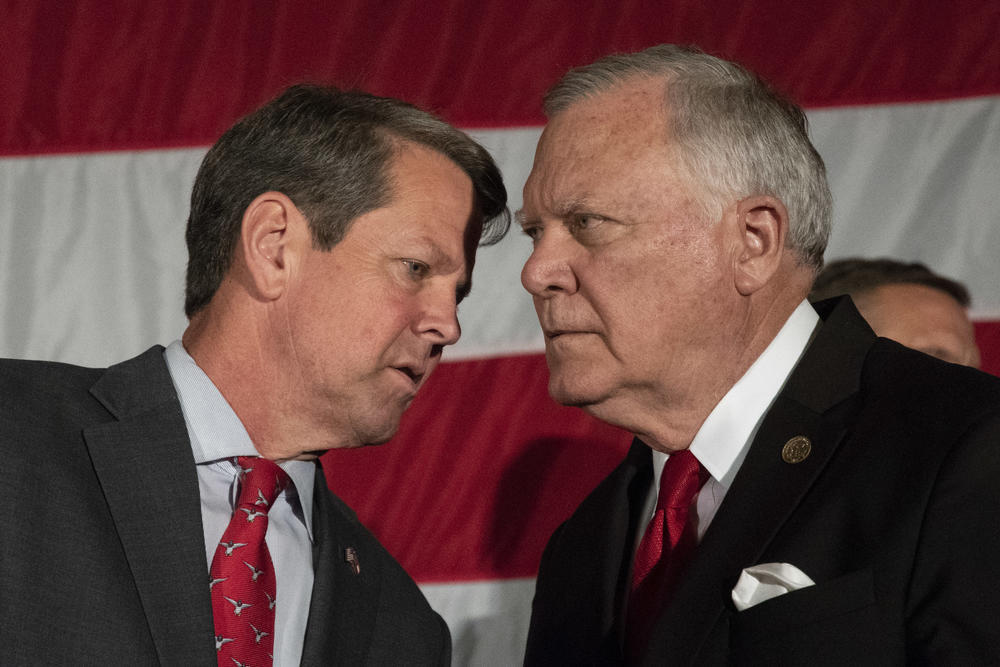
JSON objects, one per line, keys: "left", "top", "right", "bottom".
{"left": 653, "top": 300, "right": 820, "bottom": 488}
{"left": 163, "top": 340, "right": 315, "bottom": 538}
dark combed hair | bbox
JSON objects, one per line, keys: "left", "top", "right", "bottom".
{"left": 184, "top": 84, "right": 509, "bottom": 316}
{"left": 810, "top": 257, "right": 971, "bottom": 307}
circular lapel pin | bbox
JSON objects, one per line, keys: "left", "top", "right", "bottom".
{"left": 781, "top": 436, "right": 812, "bottom": 463}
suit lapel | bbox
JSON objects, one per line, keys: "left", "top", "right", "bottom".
{"left": 85, "top": 347, "right": 216, "bottom": 665}
{"left": 534, "top": 441, "right": 651, "bottom": 663}
{"left": 644, "top": 298, "right": 875, "bottom": 664}
{"left": 584, "top": 442, "right": 652, "bottom": 657}
{"left": 300, "top": 465, "right": 379, "bottom": 666}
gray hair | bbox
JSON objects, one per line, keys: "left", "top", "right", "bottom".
{"left": 185, "top": 84, "right": 509, "bottom": 317}
{"left": 544, "top": 44, "right": 831, "bottom": 270}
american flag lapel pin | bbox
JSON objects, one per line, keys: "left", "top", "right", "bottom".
{"left": 345, "top": 547, "right": 360, "bottom": 575}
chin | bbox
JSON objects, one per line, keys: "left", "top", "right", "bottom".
{"left": 354, "top": 415, "right": 405, "bottom": 447}
{"left": 359, "top": 434, "right": 395, "bottom": 447}
{"left": 547, "top": 374, "right": 612, "bottom": 409}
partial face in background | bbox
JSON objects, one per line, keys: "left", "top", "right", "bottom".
{"left": 519, "top": 77, "right": 746, "bottom": 423}
{"left": 284, "top": 142, "right": 479, "bottom": 447}
{"left": 853, "top": 283, "right": 981, "bottom": 368}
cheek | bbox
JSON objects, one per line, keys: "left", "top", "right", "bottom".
{"left": 364, "top": 294, "right": 423, "bottom": 348}
{"left": 588, "top": 251, "right": 670, "bottom": 315}
{"left": 595, "top": 255, "right": 728, "bottom": 343}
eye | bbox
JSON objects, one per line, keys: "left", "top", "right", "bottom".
{"left": 401, "top": 259, "right": 430, "bottom": 279}
{"left": 569, "top": 213, "right": 602, "bottom": 233}
{"left": 520, "top": 224, "right": 542, "bottom": 242}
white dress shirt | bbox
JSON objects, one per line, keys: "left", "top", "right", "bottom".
{"left": 637, "top": 300, "right": 820, "bottom": 546}
{"left": 164, "top": 341, "right": 316, "bottom": 666}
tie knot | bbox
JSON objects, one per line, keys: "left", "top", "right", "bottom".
{"left": 657, "top": 449, "right": 704, "bottom": 511}
{"left": 235, "top": 456, "right": 290, "bottom": 511}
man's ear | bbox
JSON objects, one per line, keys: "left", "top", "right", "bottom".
{"left": 733, "top": 195, "right": 788, "bottom": 296}
{"left": 238, "top": 191, "right": 306, "bottom": 302}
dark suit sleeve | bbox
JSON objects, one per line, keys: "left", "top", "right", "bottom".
{"left": 524, "top": 521, "right": 569, "bottom": 663}
{"left": 906, "top": 407, "right": 1000, "bottom": 663}
{"left": 436, "top": 612, "right": 453, "bottom": 666}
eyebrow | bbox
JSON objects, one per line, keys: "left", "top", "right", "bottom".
{"left": 515, "top": 197, "right": 592, "bottom": 227}
{"left": 422, "top": 239, "right": 451, "bottom": 265}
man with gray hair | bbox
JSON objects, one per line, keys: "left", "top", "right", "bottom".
{"left": 520, "top": 45, "right": 1000, "bottom": 664}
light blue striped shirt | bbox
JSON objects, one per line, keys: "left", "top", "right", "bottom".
{"left": 164, "top": 340, "right": 316, "bottom": 666}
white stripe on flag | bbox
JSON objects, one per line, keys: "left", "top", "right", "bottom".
{"left": 421, "top": 577, "right": 536, "bottom": 667}
{"left": 1, "top": 97, "right": 998, "bottom": 364}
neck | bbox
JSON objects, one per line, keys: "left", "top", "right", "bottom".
{"left": 182, "top": 306, "right": 350, "bottom": 461}
{"left": 597, "top": 283, "right": 809, "bottom": 453}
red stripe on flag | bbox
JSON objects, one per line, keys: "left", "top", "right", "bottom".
{"left": 325, "top": 320, "right": 1000, "bottom": 582}
{"left": 975, "top": 321, "right": 1000, "bottom": 377}
{"left": 3, "top": 0, "right": 998, "bottom": 155}
{"left": 322, "top": 355, "right": 632, "bottom": 582}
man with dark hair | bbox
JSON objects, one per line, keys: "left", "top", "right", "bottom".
{"left": 520, "top": 44, "right": 1000, "bottom": 664}
{"left": 0, "top": 84, "right": 508, "bottom": 665}
{"left": 811, "top": 257, "right": 981, "bottom": 367}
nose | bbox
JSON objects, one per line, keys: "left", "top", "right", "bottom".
{"left": 521, "top": 234, "right": 578, "bottom": 297}
{"left": 418, "top": 289, "right": 462, "bottom": 347}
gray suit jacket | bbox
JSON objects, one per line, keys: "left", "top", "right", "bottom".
{"left": 0, "top": 346, "right": 449, "bottom": 665}
{"left": 525, "top": 298, "right": 1000, "bottom": 665}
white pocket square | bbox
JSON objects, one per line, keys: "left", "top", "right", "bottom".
{"left": 731, "top": 562, "right": 815, "bottom": 611}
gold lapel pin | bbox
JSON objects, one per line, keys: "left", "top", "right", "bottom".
{"left": 345, "top": 547, "right": 361, "bottom": 575}
{"left": 781, "top": 436, "right": 812, "bottom": 464}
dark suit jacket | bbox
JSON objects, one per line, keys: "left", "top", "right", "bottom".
{"left": 0, "top": 346, "right": 449, "bottom": 665}
{"left": 525, "top": 298, "right": 1000, "bottom": 666}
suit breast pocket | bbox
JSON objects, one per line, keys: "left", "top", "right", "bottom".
{"left": 729, "top": 569, "right": 894, "bottom": 666}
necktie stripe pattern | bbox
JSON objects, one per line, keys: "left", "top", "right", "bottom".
{"left": 626, "top": 449, "right": 705, "bottom": 661}
{"left": 210, "top": 456, "right": 289, "bottom": 666}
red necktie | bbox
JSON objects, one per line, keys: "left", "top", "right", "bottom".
{"left": 210, "top": 456, "right": 289, "bottom": 666}
{"left": 626, "top": 449, "right": 706, "bottom": 661}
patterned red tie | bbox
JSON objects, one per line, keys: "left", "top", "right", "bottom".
{"left": 625, "top": 449, "right": 706, "bottom": 661}
{"left": 210, "top": 456, "right": 289, "bottom": 667}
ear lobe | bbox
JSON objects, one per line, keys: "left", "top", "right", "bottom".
{"left": 733, "top": 195, "right": 787, "bottom": 296}
{"left": 238, "top": 192, "right": 303, "bottom": 303}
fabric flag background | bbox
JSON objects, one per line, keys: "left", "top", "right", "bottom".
{"left": 2, "top": 2, "right": 998, "bottom": 664}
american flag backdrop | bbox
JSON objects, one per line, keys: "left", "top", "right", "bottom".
{"left": 2, "top": 2, "right": 998, "bottom": 664}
